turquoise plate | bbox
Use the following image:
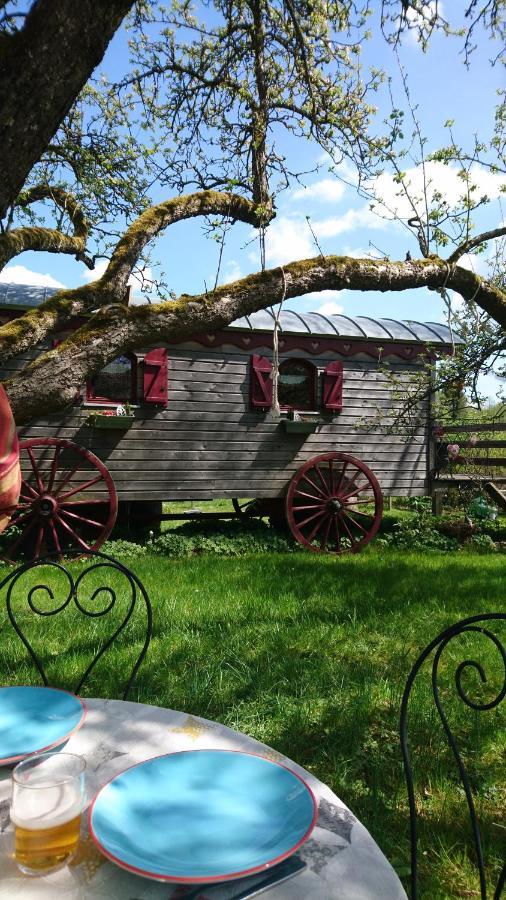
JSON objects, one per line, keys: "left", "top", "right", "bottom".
{"left": 89, "top": 749, "right": 317, "bottom": 883}
{"left": 0, "top": 686, "right": 86, "bottom": 765}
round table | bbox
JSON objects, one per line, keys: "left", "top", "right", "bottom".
{"left": 0, "top": 698, "right": 407, "bottom": 899}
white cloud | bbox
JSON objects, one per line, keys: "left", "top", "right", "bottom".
{"left": 81, "top": 259, "right": 108, "bottom": 281}
{"left": 303, "top": 290, "right": 345, "bottom": 315}
{"left": 311, "top": 206, "right": 390, "bottom": 238}
{"left": 0, "top": 265, "right": 66, "bottom": 289}
{"left": 291, "top": 179, "right": 346, "bottom": 204}
{"left": 368, "top": 161, "right": 505, "bottom": 223}
{"left": 221, "top": 260, "right": 242, "bottom": 284}
{"left": 263, "top": 217, "right": 314, "bottom": 266}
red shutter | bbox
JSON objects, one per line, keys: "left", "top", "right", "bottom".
{"left": 143, "top": 348, "right": 168, "bottom": 406}
{"left": 250, "top": 354, "right": 273, "bottom": 409}
{"left": 322, "top": 361, "right": 343, "bottom": 411}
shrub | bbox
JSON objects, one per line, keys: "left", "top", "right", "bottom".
{"left": 377, "top": 510, "right": 459, "bottom": 552}
{"left": 101, "top": 539, "right": 148, "bottom": 557}
{"left": 462, "top": 533, "right": 498, "bottom": 554}
{"left": 151, "top": 520, "right": 296, "bottom": 557}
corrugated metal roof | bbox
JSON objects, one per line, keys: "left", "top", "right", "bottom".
{"left": 230, "top": 307, "right": 459, "bottom": 344}
{"left": 0, "top": 283, "right": 460, "bottom": 344}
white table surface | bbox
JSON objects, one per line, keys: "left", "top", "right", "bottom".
{"left": 0, "top": 697, "right": 407, "bottom": 899}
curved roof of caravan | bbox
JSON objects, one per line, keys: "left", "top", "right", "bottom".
{"left": 230, "top": 308, "right": 459, "bottom": 344}
{"left": 0, "top": 283, "right": 458, "bottom": 344}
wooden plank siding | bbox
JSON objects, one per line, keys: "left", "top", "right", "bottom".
{"left": 3, "top": 338, "right": 431, "bottom": 500}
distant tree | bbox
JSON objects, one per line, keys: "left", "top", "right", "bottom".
{"left": 0, "top": 0, "right": 504, "bottom": 423}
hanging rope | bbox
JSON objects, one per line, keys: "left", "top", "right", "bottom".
{"left": 271, "top": 266, "right": 287, "bottom": 419}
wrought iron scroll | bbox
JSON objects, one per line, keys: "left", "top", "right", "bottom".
{"left": 400, "top": 613, "right": 506, "bottom": 900}
{"left": 0, "top": 549, "right": 153, "bottom": 700}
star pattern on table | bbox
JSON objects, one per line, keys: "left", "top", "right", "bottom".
{"left": 169, "top": 714, "right": 219, "bottom": 741}
{"left": 69, "top": 834, "right": 108, "bottom": 882}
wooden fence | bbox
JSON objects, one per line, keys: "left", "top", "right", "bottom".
{"left": 431, "top": 422, "right": 506, "bottom": 514}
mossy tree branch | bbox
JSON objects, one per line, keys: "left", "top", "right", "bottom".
{"left": 5, "top": 253, "right": 505, "bottom": 423}
{"left": 0, "top": 189, "right": 270, "bottom": 363}
{"left": 0, "top": 184, "right": 91, "bottom": 270}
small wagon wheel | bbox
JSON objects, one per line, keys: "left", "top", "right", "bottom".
{"left": 0, "top": 438, "right": 118, "bottom": 562}
{"left": 286, "top": 452, "right": 383, "bottom": 554}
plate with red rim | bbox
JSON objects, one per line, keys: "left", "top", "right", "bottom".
{"left": 89, "top": 749, "right": 317, "bottom": 883}
{"left": 0, "top": 685, "right": 86, "bottom": 765}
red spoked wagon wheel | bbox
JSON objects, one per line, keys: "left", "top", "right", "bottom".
{"left": 0, "top": 439, "right": 117, "bottom": 562}
{"left": 286, "top": 452, "right": 383, "bottom": 554}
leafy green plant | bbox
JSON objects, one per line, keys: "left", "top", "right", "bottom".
{"left": 101, "top": 539, "right": 148, "bottom": 557}
{"left": 462, "top": 533, "right": 498, "bottom": 554}
{"left": 378, "top": 509, "right": 459, "bottom": 552}
{"left": 151, "top": 520, "right": 296, "bottom": 557}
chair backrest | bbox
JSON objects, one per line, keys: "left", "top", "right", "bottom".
{"left": 0, "top": 549, "right": 152, "bottom": 699}
{"left": 400, "top": 613, "right": 506, "bottom": 900}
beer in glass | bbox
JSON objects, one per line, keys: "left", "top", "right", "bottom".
{"left": 11, "top": 752, "right": 85, "bottom": 874}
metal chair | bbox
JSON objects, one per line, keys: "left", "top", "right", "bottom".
{"left": 0, "top": 549, "right": 153, "bottom": 699}
{"left": 400, "top": 613, "right": 506, "bottom": 900}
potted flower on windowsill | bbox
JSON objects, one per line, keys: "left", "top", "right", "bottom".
{"left": 87, "top": 403, "right": 135, "bottom": 429}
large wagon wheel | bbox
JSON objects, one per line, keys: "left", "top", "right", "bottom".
{"left": 286, "top": 452, "right": 383, "bottom": 554}
{"left": 0, "top": 439, "right": 117, "bottom": 562}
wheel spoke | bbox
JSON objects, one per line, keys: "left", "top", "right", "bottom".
{"left": 20, "top": 479, "right": 39, "bottom": 500}
{"left": 301, "top": 473, "right": 328, "bottom": 500}
{"left": 48, "top": 519, "right": 62, "bottom": 555}
{"left": 58, "top": 507, "right": 105, "bottom": 529}
{"left": 53, "top": 464, "right": 82, "bottom": 497}
{"left": 34, "top": 524, "right": 44, "bottom": 559}
{"left": 57, "top": 475, "right": 103, "bottom": 502}
{"left": 333, "top": 517, "right": 341, "bottom": 553}
{"left": 341, "top": 510, "right": 368, "bottom": 535}
{"left": 307, "top": 512, "right": 328, "bottom": 542}
{"left": 8, "top": 509, "right": 35, "bottom": 528}
{"left": 340, "top": 482, "right": 370, "bottom": 502}
{"left": 294, "top": 488, "right": 325, "bottom": 502}
{"left": 319, "top": 515, "right": 332, "bottom": 551}
{"left": 46, "top": 446, "right": 61, "bottom": 493}
{"left": 293, "top": 502, "right": 327, "bottom": 512}
{"left": 297, "top": 508, "right": 328, "bottom": 530}
{"left": 60, "top": 499, "right": 110, "bottom": 507}
{"left": 334, "top": 462, "right": 348, "bottom": 495}
{"left": 314, "top": 464, "right": 330, "bottom": 494}
{"left": 26, "top": 448, "right": 45, "bottom": 493}
{"left": 328, "top": 458, "right": 335, "bottom": 495}
{"left": 339, "top": 514, "right": 357, "bottom": 546}
{"left": 54, "top": 512, "right": 91, "bottom": 551}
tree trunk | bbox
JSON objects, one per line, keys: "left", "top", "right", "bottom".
{"left": 0, "top": 0, "right": 135, "bottom": 217}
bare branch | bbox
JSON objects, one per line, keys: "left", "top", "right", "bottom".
{"left": 447, "top": 225, "right": 506, "bottom": 263}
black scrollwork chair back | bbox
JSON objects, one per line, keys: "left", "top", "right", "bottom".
{"left": 400, "top": 613, "right": 506, "bottom": 900}
{"left": 0, "top": 550, "right": 153, "bottom": 700}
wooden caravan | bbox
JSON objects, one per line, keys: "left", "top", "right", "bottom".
{"left": 0, "top": 284, "right": 456, "bottom": 557}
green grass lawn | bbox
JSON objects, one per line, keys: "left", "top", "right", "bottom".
{"left": 0, "top": 548, "right": 504, "bottom": 898}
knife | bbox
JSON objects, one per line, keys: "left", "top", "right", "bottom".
{"left": 182, "top": 856, "right": 307, "bottom": 900}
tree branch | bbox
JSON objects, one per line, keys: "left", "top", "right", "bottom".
{"left": 0, "top": 189, "right": 271, "bottom": 362}
{"left": 4, "top": 253, "right": 505, "bottom": 423}
{"left": 447, "top": 225, "right": 506, "bottom": 263}
{"left": 0, "top": 184, "right": 91, "bottom": 269}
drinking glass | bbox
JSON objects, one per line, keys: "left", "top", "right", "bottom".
{"left": 11, "top": 751, "right": 86, "bottom": 875}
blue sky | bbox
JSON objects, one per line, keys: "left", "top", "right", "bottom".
{"left": 2, "top": 4, "right": 504, "bottom": 397}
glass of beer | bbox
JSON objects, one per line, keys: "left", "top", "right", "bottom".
{"left": 11, "top": 751, "right": 86, "bottom": 875}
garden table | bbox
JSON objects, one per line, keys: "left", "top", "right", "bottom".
{"left": 0, "top": 698, "right": 407, "bottom": 899}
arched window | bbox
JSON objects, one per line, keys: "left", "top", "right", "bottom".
{"left": 87, "top": 354, "right": 136, "bottom": 403}
{"left": 278, "top": 359, "right": 316, "bottom": 410}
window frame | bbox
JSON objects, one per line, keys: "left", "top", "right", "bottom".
{"left": 277, "top": 358, "right": 317, "bottom": 411}
{"left": 86, "top": 353, "right": 138, "bottom": 405}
